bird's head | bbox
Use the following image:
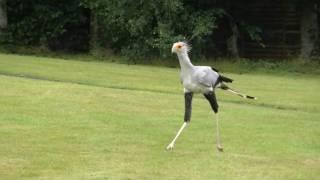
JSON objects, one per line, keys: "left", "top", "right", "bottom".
{"left": 171, "top": 42, "right": 191, "bottom": 54}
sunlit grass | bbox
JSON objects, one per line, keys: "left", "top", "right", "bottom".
{"left": 0, "top": 53, "right": 319, "bottom": 179}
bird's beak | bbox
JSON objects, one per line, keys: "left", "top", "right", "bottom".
{"left": 171, "top": 45, "right": 176, "bottom": 54}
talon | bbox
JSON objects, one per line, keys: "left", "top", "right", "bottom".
{"left": 166, "top": 143, "right": 174, "bottom": 150}
{"left": 217, "top": 145, "right": 224, "bottom": 152}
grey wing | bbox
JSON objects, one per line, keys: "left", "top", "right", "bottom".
{"left": 195, "top": 67, "right": 219, "bottom": 87}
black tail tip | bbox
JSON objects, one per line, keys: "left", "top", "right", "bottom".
{"left": 247, "top": 95, "right": 257, "bottom": 100}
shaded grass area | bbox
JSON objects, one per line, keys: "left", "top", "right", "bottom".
{"left": 0, "top": 53, "right": 319, "bottom": 179}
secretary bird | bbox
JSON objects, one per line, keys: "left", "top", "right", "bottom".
{"left": 166, "top": 41, "right": 256, "bottom": 152}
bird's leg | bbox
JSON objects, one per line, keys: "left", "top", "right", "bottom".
{"left": 166, "top": 122, "right": 188, "bottom": 150}
{"left": 215, "top": 113, "right": 223, "bottom": 152}
{"left": 204, "top": 92, "right": 223, "bottom": 152}
{"left": 166, "top": 92, "right": 193, "bottom": 150}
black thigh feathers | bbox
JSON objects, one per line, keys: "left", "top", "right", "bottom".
{"left": 184, "top": 92, "right": 193, "bottom": 122}
{"left": 204, "top": 92, "right": 219, "bottom": 113}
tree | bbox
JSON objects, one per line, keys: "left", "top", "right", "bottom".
{"left": 6, "top": 0, "right": 89, "bottom": 51}
{"left": 0, "top": 0, "right": 7, "bottom": 30}
{"left": 300, "top": 1, "right": 319, "bottom": 59}
{"left": 80, "top": 0, "right": 221, "bottom": 58}
{"left": 89, "top": 10, "right": 98, "bottom": 53}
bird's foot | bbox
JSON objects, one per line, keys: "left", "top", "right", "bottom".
{"left": 166, "top": 143, "right": 175, "bottom": 150}
{"left": 217, "top": 144, "right": 224, "bottom": 152}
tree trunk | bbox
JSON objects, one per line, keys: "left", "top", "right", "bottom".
{"left": 300, "top": 2, "right": 318, "bottom": 59}
{"left": 89, "top": 10, "right": 98, "bottom": 53}
{"left": 0, "top": 0, "right": 7, "bottom": 30}
{"left": 227, "top": 21, "right": 239, "bottom": 58}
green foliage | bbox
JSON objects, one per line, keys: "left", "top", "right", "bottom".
{"left": 81, "top": 0, "right": 222, "bottom": 58}
{"left": 241, "top": 23, "right": 264, "bottom": 47}
{"left": 3, "top": 0, "right": 276, "bottom": 58}
{"left": 6, "top": 0, "right": 89, "bottom": 51}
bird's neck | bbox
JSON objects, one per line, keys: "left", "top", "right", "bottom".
{"left": 177, "top": 52, "right": 194, "bottom": 71}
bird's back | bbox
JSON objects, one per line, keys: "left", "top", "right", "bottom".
{"left": 179, "top": 66, "right": 220, "bottom": 93}
{"left": 194, "top": 66, "right": 219, "bottom": 87}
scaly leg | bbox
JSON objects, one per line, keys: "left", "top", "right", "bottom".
{"left": 215, "top": 113, "right": 223, "bottom": 152}
{"left": 166, "top": 122, "right": 188, "bottom": 150}
{"left": 204, "top": 92, "right": 224, "bottom": 152}
{"left": 166, "top": 92, "right": 193, "bottom": 150}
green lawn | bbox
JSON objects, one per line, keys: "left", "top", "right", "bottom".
{"left": 0, "top": 53, "right": 319, "bottom": 179}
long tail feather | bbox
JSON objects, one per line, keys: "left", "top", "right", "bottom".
{"left": 219, "top": 83, "right": 257, "bottom": 100}
{"left": 227, "top": 88, "right": 257, "bottom": 100}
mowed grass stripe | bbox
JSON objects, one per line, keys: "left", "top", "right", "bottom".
{"left": 0, "top": 72, "right": 310, "bottom": 114}
{"left": 1, "top": 53, "right": 319, "bottom": 114}
{"left": 0, "top": 71, "right": 175, "bottom": 95}
{"left": 0, "top": 54, "right": 181, "bottom": 94}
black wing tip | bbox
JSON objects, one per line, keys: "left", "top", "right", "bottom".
{"left": 219, "top": 75, "right": 233, "bottom": 83}
{"left": 211, "top": 67, "right": 219, "bottom": 72}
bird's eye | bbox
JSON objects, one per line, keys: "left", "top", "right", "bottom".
{"left": 177, "top": 45, "right": 182, "bottom": 48}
